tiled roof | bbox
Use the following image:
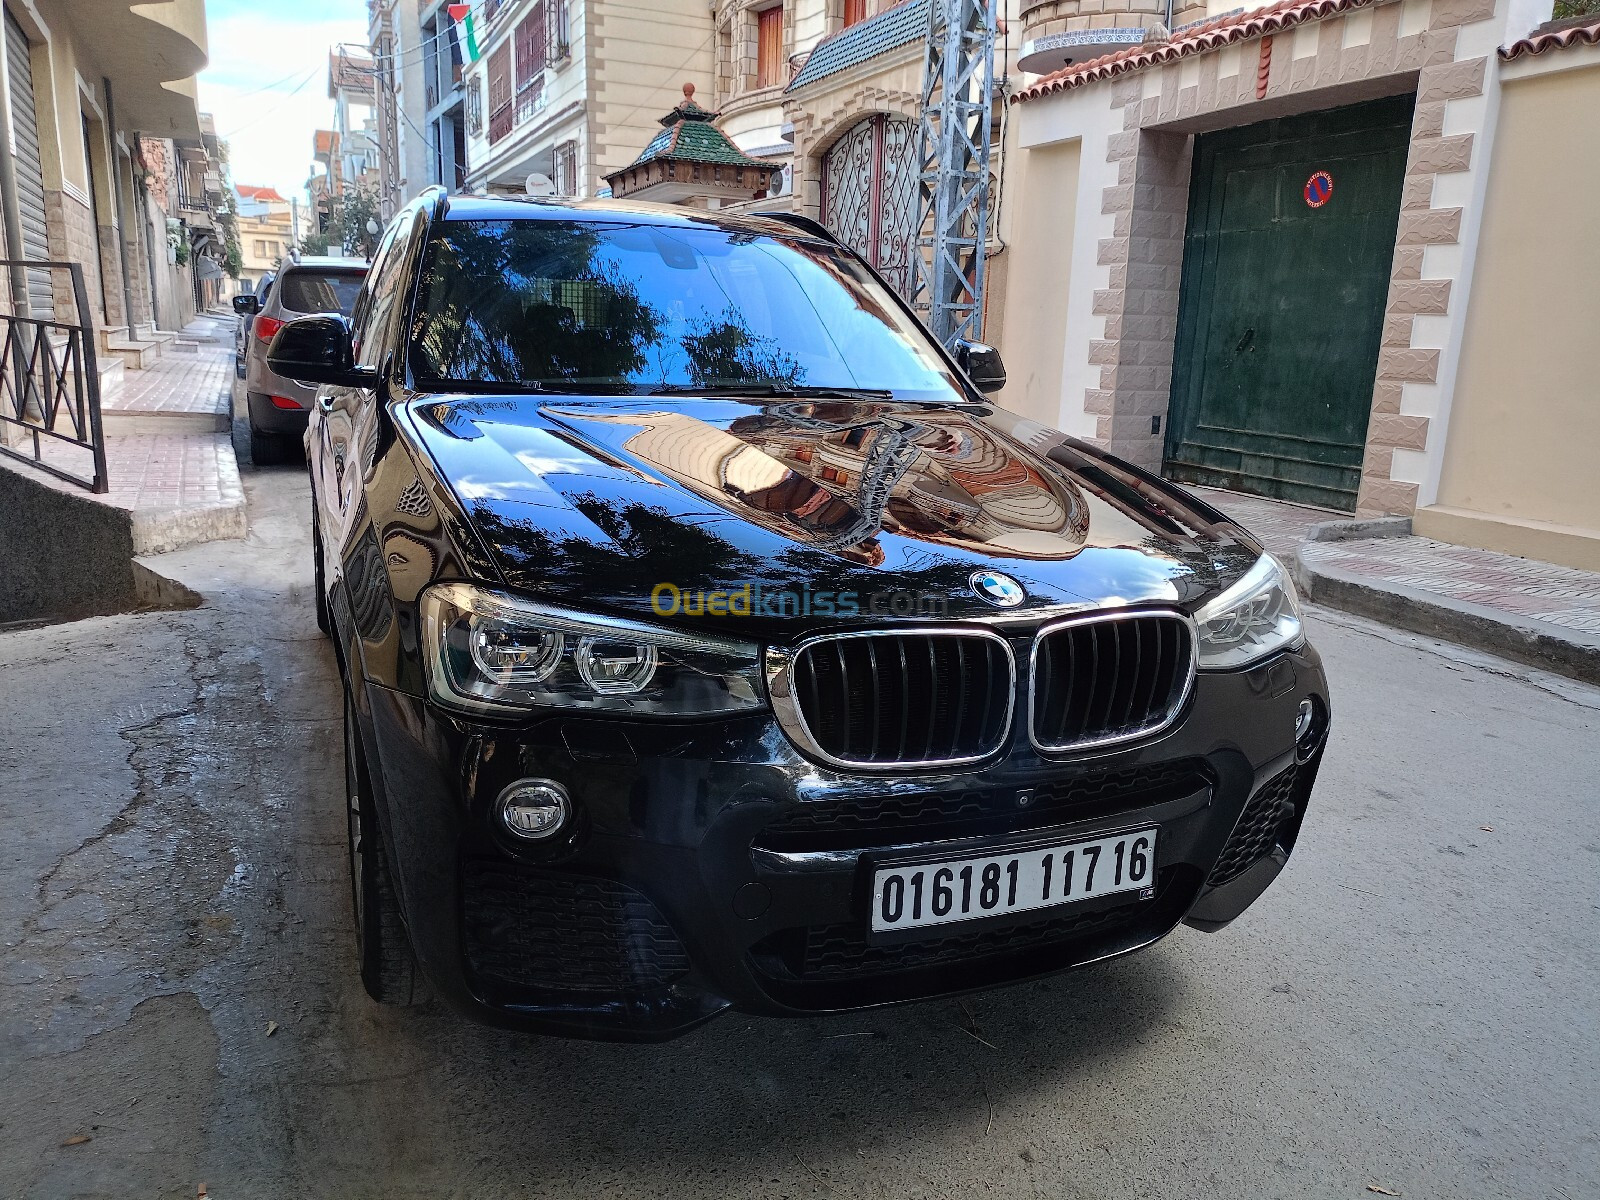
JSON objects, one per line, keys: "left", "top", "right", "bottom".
{"left": 1013, "top": 0, "right": 1377, "bottom": 103}
{"left": 1501, "top": 15, "right": 1600, "bottom": 60}
{"left": 632, "top": 119, "right": 773, "bottom": 169}
{"left": 329, "top": 51, "right": 376, "bottom": 97}
{"left": 236, "top": 185, "right": 287, "bottom": 202}
{"left": 787, "top": 0, "right": 928, "bottom": 93}
{"left": 625, "top": 88, "right": 773, "bottom": 171}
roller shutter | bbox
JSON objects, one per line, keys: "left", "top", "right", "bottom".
{"left": 5, "top": 11, "right": 55, "bottom": 319}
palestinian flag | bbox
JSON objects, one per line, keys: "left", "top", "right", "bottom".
{"left": 448, "top": 4, "right": 480, "bottom": 62}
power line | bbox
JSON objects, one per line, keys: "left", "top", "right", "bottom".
{"left": 219, "top": 67, "right": 322, "bottom": 139}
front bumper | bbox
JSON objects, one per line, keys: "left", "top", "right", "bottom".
{"left": 360, "top": 644, "right": 1329, "bottom": 1040}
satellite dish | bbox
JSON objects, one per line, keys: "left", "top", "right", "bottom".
{"left": 525, "top": 172, "right": 556, "bottom": 197}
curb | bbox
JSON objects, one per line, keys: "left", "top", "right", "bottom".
{"left": 1295, "top": 543, "right": 1600, "bottom": 687}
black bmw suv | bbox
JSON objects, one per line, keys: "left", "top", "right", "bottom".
{"left": 270, "top": 188, "right": 1330, "bottom": 1040}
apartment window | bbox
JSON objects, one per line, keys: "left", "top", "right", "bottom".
{"left": 552, "top": 140, "right": 577, "bottom": 197}
{"left": 254, "top": 239, "right": 270, "bottom": 258}
{"left": 548, "top": 0, "right": 571, "bottom": 61}
{"left": 843, "top": 0, "right": 868, "bottom": 26}
{"left": 515, "top": 2, "right": 546, "bottom": 90}
{"left": 466, "top": 76, "right": 483, "bottom": 135}
{"left": 487, "top": 44, "right": 513, "bottom": 143}
{"left": 756, "top": 6, "right": 784, "bottom": 89}
{"left": 716, "top": 21, "right": 733, "bottom": 103}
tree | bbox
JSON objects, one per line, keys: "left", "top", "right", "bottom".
{"left": 216, "top": 142, "right": 244, "bottom": 279}
{"left": 300, "top": 230, "right": 332, "bottom": 255}
{"left": 1553, "top": 0, "right": 1598, "bottom": 16}
{"left": 337, "top": 184, "right": 383, "bottom": 259}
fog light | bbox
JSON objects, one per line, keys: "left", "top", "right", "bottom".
{"left": 496, "top": 779, "right": 570, "bottom": 841}
{"left": 1294, "top": 697, "right": 1327, "bottom": 763}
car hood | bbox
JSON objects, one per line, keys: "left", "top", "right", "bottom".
{"left": 406, "top": 394, "right": 1264, "bottom": 635}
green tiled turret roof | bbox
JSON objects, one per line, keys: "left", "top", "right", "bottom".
{"left": 622, "top": 84, "right": 773, "bottom": 171}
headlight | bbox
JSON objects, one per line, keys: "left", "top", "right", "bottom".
{"left": 1193, "top": 554, "right": 1304, "bottom": 669}
{"left": 420, "top": 583, "right": 766, "bottom": 716}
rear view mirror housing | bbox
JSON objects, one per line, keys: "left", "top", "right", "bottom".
{"left": 233, "top": 294, "right": 260, "bottom": 316}
{"left": 952, "top": 339, "right": 1007, "bottom": 394}
{"left": 265, "top": 314, "right": 374, "bottom": 389}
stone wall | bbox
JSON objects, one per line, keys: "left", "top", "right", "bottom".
{"left": 45, "top": 190, "right": 102, "bottom": 325}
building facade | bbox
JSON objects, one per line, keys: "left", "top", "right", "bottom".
{"left": 312, "top": 51, "right": 382, "bottom": 238}
{"left": 0, "top": 0, "right": 213, "bottom": 345}
{"left": 998, "top": 0, "right": 1598, "bottom": 567}
{"left": 234, "top": 185, "right": 297, "bottom": 293}
{"left": 460, "top": 0, "right": 713, "bottom": 197}
{"left": 418, "top": 0, "right": 470, "bottom": 192}
{"left": 367, "top": 0, "right": 471, "bottom": 217}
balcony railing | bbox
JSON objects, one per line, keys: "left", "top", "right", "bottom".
{"left": 515, "top": 77, "right": 545, "bottom": 124}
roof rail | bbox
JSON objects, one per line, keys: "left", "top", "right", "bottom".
{"left": 760, "top": 212, "right": 839, "bottom": 243}
{"left": 418, "top": 183, "right": 450, "bottom": 223}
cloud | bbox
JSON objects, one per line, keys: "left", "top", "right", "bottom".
{"left": 197, "top": 3, "right": 369, "bottom": 203}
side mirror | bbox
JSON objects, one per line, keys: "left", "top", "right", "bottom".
{"left": 233, "top": 294, "right": 260, "bottom": 316}
{"left": 952, "top": 339, "right": 1007, "bottom": 394}
{"left": 265, "top": 314, "right": 373, "bottom": 388}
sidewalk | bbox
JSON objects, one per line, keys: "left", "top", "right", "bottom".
{"left": 30, "top": 314, "right": 245, "bottom": 556}
{"left": 1193, "top": 487, "right": 1600, "bottom": 685}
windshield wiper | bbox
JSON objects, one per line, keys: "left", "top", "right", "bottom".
{"left": 643, "top": 383, "right": 896, "bottom": 400}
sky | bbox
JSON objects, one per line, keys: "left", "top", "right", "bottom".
{"left": 197, "top": 0, "right": 370, "bottom": 203}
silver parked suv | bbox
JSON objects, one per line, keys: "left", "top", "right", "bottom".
{"left": 232, "top": 254, "right": 368, "bottom": 464}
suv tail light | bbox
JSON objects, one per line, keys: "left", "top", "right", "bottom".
{"left": 269, "top": 395, "right": 305, "bottom": 410}
{"left": 255, "top": 315, "right": 286, "bottom": 343}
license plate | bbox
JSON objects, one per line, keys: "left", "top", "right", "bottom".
{"left": 870, "top": 828, "right": 1157, "bottom": 934}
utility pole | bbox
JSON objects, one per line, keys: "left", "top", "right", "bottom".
{"left": 909, "top": 0, "right": 997, "bottom": 348}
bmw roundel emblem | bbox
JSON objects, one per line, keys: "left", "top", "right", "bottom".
{"left": 970, "top": 569, "right": 1026, "bottom": 609}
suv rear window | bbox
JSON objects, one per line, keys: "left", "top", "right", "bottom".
{"left": 278, "top": 270, "right": 365, "bottom": 316}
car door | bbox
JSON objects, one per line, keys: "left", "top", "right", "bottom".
{"left": 315, "top": 217, "right": 420, "bottom": 621}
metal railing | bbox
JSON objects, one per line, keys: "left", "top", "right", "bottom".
{"left": 0, "top": 260, "right": 107, "bottom": 493}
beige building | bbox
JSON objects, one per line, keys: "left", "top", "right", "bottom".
{"left": 234, "top": 185, "right": 296, "bottom": 293}
{"left": 462, "top": 0, "right": 712, "bottom": 197}
{"left": 995, "top": 0, "right": 1599, "bottom": 570}
{"left": 1410, "top": 18, "right": 1600, "bottom": 569}
{"left": 0, "top": 1, "right": 212, "bottom": 347}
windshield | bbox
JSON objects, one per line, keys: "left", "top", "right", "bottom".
{"left": 279, "top": 270, "right": 365, "bottom": 316}
{"left": 408, "top": 218, "right": 966, "bottom": 400}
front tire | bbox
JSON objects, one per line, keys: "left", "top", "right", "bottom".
{"left": 344, "top": 684, "right": 420, "bottom": 1006}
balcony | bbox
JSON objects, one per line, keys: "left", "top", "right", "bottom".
{"left": 85, "top": 0, "right": 208, "bottom": 139}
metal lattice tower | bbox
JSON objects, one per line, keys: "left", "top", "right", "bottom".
{"left": 909, "top": 0, "right": 998, "bottom": 348}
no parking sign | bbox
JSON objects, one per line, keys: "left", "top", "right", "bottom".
{"left": 1304, "top": 170, "right": 1334, "bottom": 208}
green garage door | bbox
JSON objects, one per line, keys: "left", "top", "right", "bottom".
{"left": 1164, "top": 94, "right": 1414, "bottom": 511}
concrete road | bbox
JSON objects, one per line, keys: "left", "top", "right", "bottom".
{"left": 2, "top": 463, "right": 1597, "bottom": 1200}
